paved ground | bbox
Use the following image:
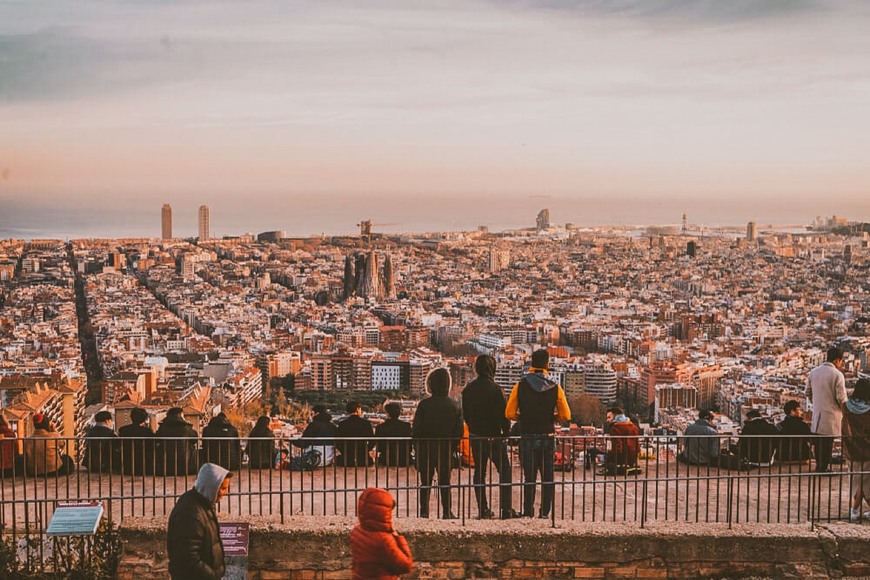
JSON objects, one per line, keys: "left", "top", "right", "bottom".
{"left": 0, "top": 452, "right": 859, "bottom": 531}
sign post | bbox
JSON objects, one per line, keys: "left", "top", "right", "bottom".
{"left": 220, "top": 522, "right": 249, "bottom": 580}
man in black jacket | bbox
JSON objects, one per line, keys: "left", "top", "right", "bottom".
{"left": 375, "top": 402, "right": 412, "bottom": 467}
{"left": 156, "top": 407, "right": 199, "bottom": 476}
{"left": 167, "top": 462, "right": 232, "bottom": 580}
{"left": 335, "top": 401, "right": 375, "bottom": 467}
{"left": 413, "top": 368, "right": 464, "bottom": 519}
{"left": 462, "top": 355, "right": 517, "bottom": 519}
{"left": 292, "top": 404, "right": 337, "bottom": 466}
{"left": 118, "top": 407, "right": 155, "bottom": 475}
{"left": 777, "top": 400, "right": 812, "bottom": 463}
{"left": 201, "top": 412, "right": 241, "bottom": 471}
{"left": 739, "top": 409, "right": 779, "bottom": 466}
{"left": 83, "top": 411, "right": 120, "bottom": 473}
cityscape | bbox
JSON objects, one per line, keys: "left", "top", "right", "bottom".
{"left": 1, "top": 207, "right": 868, "bottom": 444}
{"left": 4, "top": 0, "right": 870, "bottom": 577}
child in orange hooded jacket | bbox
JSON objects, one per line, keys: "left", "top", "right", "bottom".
{"left": 351, "top": 487, "right": 413, "bottom": 579}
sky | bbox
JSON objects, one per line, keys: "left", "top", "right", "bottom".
{"left": 1, "top": 0, "right": 869, "bottom": 237}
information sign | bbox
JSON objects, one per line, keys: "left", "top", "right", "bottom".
{"left": 46, "top": 501, "right": 104, "bottom": 537}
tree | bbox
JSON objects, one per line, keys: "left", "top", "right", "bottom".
{"left": 568, "top": 393, "right": 606, "bottom": 427}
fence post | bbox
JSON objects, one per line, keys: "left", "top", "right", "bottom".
{"left": 726, "top": 474, "right": 733, "bottom": 530}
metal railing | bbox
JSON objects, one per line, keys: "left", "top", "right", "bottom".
{"left": 0, "top": 433, "right": 866, "bottom": 570}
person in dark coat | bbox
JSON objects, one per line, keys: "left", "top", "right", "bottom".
{"left": 201, "top": 412, "right": 241, "bottom": 471}
{"left": 118, "top": 407, "right": 155, "bottom": 475}
{"left": 777, "top": 400, "right": 812, "bottom": 463}
{"left": 156, "top": 407, "right": 199, "bottom": 476}
{"left": 843, "top": 378, "right": 870, "bottom": 521}
{"left": 247, "top": 415, "right": 275, "bottom": 469}
{"left": 293, "top": 405, "right": 337, "bottom": 466}
{"left": 167, "top": 462, "right": 232, "bottom": 580}
{"left": 0, "top": 414, "right": 21, "bottom": 477}
{"left": 376, "top": 403, "right": 412, "bottom": 467}
{"left": 336, "top": 401, "right": 375, "bottom": 467}
{"left": 412, "top": 368, "right": 463, "bottom": 519}
{"left": 350, "top": 487, "right": 413, "bottom": 580}
{"left": 739, "top": 410, "right": 779, "bottom": 466}
{"left": 82, "top": 411, "right": 120, "bottom": 473}
{"left": 462, "top": 355, "right": 516, "bottom": 519}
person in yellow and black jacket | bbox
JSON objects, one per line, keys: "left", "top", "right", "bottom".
{"left": 505, "top": 349, "right": 571, "bottom": 519}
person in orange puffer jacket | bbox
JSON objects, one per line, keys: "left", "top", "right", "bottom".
{"left": 351, "top": 487, "right": 413, "bottom": 580}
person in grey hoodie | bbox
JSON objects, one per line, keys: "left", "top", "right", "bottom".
{"left": 843, "top": 378, "right": 870, "bottom": 521}
{"left": 167, "top": 463, "right": 232, "bottom": 580}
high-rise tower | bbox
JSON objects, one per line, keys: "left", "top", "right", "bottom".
{"left": 746, "top": 221, "right": 757, "bottom": 242}
{"left": 198, "top": 205, "right": 210, "bottom": 241}
{"left": 161, "top": 204, "right": 172, "bottom": 240}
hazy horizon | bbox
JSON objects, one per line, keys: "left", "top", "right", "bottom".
{"left": 2, "top": 0, "right": 870, "bottom": 235}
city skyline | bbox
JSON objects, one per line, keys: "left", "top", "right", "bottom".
{"left": 1, "top": 0, "right": 870, "bottom": 234}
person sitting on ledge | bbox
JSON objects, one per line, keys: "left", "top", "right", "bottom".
{"left": 336, "top": 401, "right": 375, "bottom": 467}
{"left": 678, "top": 410, "right": 719, "bottom": 466}
{"left": 776, "top": 400, "right": 812, "bottom": 464}
{"left": 24, "top": 413, "right": 74, "bottom": 477}
{"left": 603, "top": 407, "right": 640, "bottom": 476}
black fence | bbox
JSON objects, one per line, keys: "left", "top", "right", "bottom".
{"left": 0, "top": 433, "right": 866, "bottom": 572}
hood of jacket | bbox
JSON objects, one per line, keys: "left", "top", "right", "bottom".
{"left": 522, "top": 370, "right": 559, "bottom": 393}
{"left": 847, "top": 398, "right": 870, "bottom": 415}
{"left": 160, "top": 415, "right": 191, "bottom": 428}
{"left": 357, "top": 487, "right": 394, "bottom": 533}
{"left": 474, "top": 356, "right": 496, "bottom": 380}
{"left": 194, "top": 463, "right": 230, "bottom": 504}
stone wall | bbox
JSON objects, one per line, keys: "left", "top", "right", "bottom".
{"left": 118, "top": 516, "right": 870, "bottom": 579}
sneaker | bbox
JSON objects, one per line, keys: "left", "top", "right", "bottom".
{"left": 850, "top": 508, "right": 870, "bottom": 521}
{"left": 500, "top": 509, "right": 520, "bottom": 520}
{"left": 478, "top": 509, "right": 494, "bottom": 520}
{"left": 442, "top": 512, "right": 458, "bottom": 520}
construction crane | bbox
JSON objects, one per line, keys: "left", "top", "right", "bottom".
{"left": 357, "top": 220, "right": 400, "bottom": 245}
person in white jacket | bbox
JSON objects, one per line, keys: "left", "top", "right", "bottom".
{"left": 806, "top": 347, "right": 847, "bottom": 473}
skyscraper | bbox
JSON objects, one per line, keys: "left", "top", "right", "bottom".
{"left": 198, "top": 205, "right": 210, "bottom": 241}
{"left": 536, "top": 209, "right": 550, "bottom": 231}
{"left": 161, "top": 204, "right": 172, "bottom": 240}
{"left": 747, "top": 221, "right": 757, "bottom": 242}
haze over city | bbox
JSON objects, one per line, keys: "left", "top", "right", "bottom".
{"left": 2, "top": 0, "right": 870, "bottom": 239}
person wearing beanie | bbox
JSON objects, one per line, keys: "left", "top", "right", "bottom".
{"left": 83, "top": 410, "right": 120, "bottom": 473}
{"left": 350, "top": 487, "right": 413, "bottom": 580}
{"left": 412, "top": 368, "right": 463, "bottom": 518}
{"left": 119, "top": 407, "right": 155, "bottom": 475}
{"left": 24, "top": 414, "right": 74, "bottom": 477}
{"left": 505, "top": 349, "right": 571, "bottom": 518}
{"left": 375, "top": 403, "right": 412, "bottom": 467}
{"left": 167, "top": 463, "right": 233, "bottom": 579}
{"left": 462, "top": 355, "right": 517, "bottom": 519}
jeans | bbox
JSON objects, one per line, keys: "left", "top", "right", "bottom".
{"left": 520, "top": 435, "right": 555, "bottom": 517}
{"left": 470, "top": 435, "right": 513, "bottom": 516}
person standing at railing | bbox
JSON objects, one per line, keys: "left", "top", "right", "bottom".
{"left": 776, "top": 400, "right": 812, "bottom": 464}
{"left": 156, "top": 407, "right": 199, "bottom": 476}
{"left": 350, "top": 487, "right": 414, "bottom": 580}
{"left": 375, "top": 402, "right": 412, "bottom": 467}
{"left": 678, "top": 410, "right": 719, "bottom": 466}
{"left": 23, "top": 413, "right": 74, "bottom": 477}
{"left": 0, "top": 414, "right": 21, "bottom": 477}
{"left": 462, "top": 354, "right": 517, "bottom": 520}
{"left": 413, "top": 368, "right": 463, "bottom": 519}
{"left": 247, "top": 415, "right": 276, "bottom": 469}
{"left": 505, "top": 349, "right": 571, "bottom": 519}
{"left": 842, "top": 378, "right": 870, "bottom": 522}
{"left": 167, "top": 462, "right": 232, "bottom": 580}
{"left": 119, "top": 407, "right": 155, "bottom": 476}
{"left": 201, "top": 412, "right": 241, "bottom": 471}
{"left": 336, "top": 401, "right": 375, "bottom": 467}
{"left": 806, "top": 347, "right": 847, "bottom": 474}
{"left": 82, "top": 410, "right": 120, "bottom": 473}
